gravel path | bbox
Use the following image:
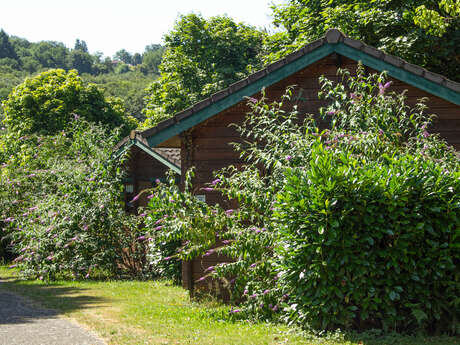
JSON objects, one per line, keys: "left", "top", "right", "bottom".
{"left": 0, "top": 281, "right": 105, "bottom": 345}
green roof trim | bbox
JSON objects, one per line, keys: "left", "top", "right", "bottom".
{"left": 134, "top": 140, "right": 181, "bottom": 175}
{"left": 113, "top": 138, "right": 181, "bottom": 175}
{"left": 142, "top": 39, "right": 459, "bottom": 148}
{"left": 334, "top": 43, "right": 460, "bottom": 106}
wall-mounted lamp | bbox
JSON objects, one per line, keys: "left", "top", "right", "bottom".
{"left": 125, "top": 184, "right": 134, "bottom": 193}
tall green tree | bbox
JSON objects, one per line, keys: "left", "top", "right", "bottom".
{"left": 139, "top": 44, "right": 164, "bottom": 75}
{"left": 269, "top": 0, "right": 460, "bottom": 81}
{"left": 114, "top": 49, "right": 133, "bottom": 65}
{"left": 2, "top": 69, "right": 136, "bottom": 136}
{"left": 69, "top": 49, "right": 93, "bottom": 74}
{"left": 74, "top": 38, "right": 88, "bottom": 52}
{"left": 143, "top": 14, "right": 266, "bottom": 127}
{"left": 0, "top": 29, "right": 18, "bottom": 60}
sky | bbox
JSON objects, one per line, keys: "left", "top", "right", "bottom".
{"left": 0, "top": 0, "right": 285, "bottom": 58}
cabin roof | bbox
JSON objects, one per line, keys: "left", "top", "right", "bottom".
{"left": 115, "top": 28, "right": 460, "bottom": 157}
{"left": 114, "top": 131, "right": 181, "bottom": 174}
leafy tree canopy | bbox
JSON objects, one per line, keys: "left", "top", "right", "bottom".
{"left": 268, "top": 0, "right": 460, "bottom": 81}
{"left": 142, "top": 14, "right": 267, "bottom": 127}
{"left": 0, "top": 29, "right": 18, "bottom": 61}
{"left": 2, "top": 69, "right": 136, "bottom": 136}
{"left": 74, "top": 38, "right": 88, "bottom": 53}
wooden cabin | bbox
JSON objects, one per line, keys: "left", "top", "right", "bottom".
{"left": 116, "top": 29, "right": 460, "bottom": 295}
{"left": 114, "top": 131, "right": 181, "bottom": 211}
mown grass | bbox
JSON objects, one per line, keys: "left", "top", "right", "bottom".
{"left": 0, "top": 266, "right": 458, "bottom": 345}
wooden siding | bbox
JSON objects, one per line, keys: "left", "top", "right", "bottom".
{"left": 180, "top": 53, "right": 460, "bottom": 294}
{"left": 124, "top": 146, "right": 173, "bottom": 210}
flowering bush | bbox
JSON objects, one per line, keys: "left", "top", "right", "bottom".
{"left": 143, "top": 67, "right": 460, "bottom": 333}
{"left": 0, "top": 118, "right": 145, "bottom": 279}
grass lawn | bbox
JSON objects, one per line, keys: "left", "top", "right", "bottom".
{"left": 0, "top": 266, "right": 458, "bottom": 345}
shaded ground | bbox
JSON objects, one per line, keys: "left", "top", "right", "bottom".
{"left": 0, "top": 277, "right": 105, "bottom": 345}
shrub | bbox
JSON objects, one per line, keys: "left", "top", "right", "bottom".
{"left": 0, "top": 118, "right": 145, "bottom": 279}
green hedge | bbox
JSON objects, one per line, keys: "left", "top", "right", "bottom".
{"left": 275, "top": 146, "right": 460, "bottom": 332}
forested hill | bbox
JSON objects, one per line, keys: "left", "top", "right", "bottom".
{"left": 0, "top": 29, "right": 163, "bottom": 121}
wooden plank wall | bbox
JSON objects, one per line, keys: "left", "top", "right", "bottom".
{"left": 125, "top": 146, "right": 171, "bottom": 209}
{"left": 180, "top": 54, "right": 460, "bottom": 294}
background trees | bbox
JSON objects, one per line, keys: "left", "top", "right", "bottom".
{"left": 142, "top": 14, "right": 267, "bottom": 127}
{"left": 268, "top": 0, "right": 460, "bottom": 82}
{"left": 2, "top": 69, "right": 136, "bottom": 136}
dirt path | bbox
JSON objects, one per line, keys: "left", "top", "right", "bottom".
{"left": 0, "top": 283, "right": 105, "bottom": 345}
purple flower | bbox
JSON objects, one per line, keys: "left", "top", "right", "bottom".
{"left": 259, "top": 303, "right": 264, "bottom": 308}
{"left": 155, "top": 218, "right": 163, "bottom": 225}
{"left": 422, "top": 130, "right": 430, "bottom": 138}
{"left": 211, "top": 179, "right": 222, "bottom": 185}
{"left": 4, "top": 217, "right": 15, "bottom": 223}
{"left": 198, "top": 276, "right": 206, "bottom": 282}
{"left": 154, "top": 225, "right": 163, "bottom": 231}
{"left": 155, "top": 178, "right": 161, "bottom": 184}
{"left": 29, "top": 206, "right": 38, "bottom": 211}
{"left": 263, "top": 289, "right": 270, "bottom": 295}
{"left": 243, "top": 289, "right": 248, "bottom": 295}
{"left": 272, "top": 305, "right": 279, "bottom": 312}
{"left": 73, "top": 113, "right": 80, "bottom": 120}
{"left": 250, "top": 293, "right": 257, "bottom": 298}
{"left": 248, "top": 97, "right": 258, "bottom": 104}
{"left": 286, "top": 155, "right": 292, "bottom": 161}
{"left": 8, "top": 264, "right": 17, "bottom": 269}
{"left": 204, "top": 266, "right": 215, "bottom": 273}
{"left": 130, "top": 194, "right": 140, "bottom": 203}
{"left": 202, "top": 187, "right": 214, "bottom": 192}
{"left": 230, "top": 308, "right": 241, "bottom": 313}
{"left": 378, "top": 81, "right": 392, "bottom": 95}
{"left": 46, "top": 255, "right": 53, "bottom": 261}
{"left": 164, "top": 256, "right": 172, "bottom": 261}
{"left": 204, "top": 249, "right": 215, "bottom": 257}
{"left": 225, "top": 209, "right": 234, "bottom": 216}
{"left": 139, "top": 212, "right": 147, "bottom": 217}
{"left": 326, "top": 110, "right": 337, "bottom": 116}
{"left": 82, "top": 224, "right": 88, "bottom": 231}
{"left": 27, "top": 173, "right": 36, "bottom": 178}
{"left": 85, "top": 273, "right": 90, "bottom": 279}
{"left": 250, "top": 263, "right": 257, "bottom": 268}
{"left": 137, "top": 235, "right": 146, "bottom": 241}
{"left": 222, "top": 240, "right": 232, "bottom": 244}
